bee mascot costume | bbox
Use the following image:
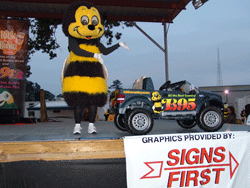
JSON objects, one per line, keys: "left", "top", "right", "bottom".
{"left": 62, "top": 1, "right": 129, "bottom": 134}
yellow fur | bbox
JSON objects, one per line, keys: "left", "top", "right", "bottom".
{"left": 79, "top": 43, "right": 100, "bottom": 53}
{"left": 151, "top": 91, "right": 161, "bottom": 101}
{"left": 69, "top": 52, "right": 97, "bottom": 62}
{"left": 151, "top": 91, "right": 163, "bottom": 113}
{"left": 68, "top": 6, "right": 104, "bottom": 40}
{"left": 63, "top": 76, "right": 107, "bottom": 94}
{"left": 69, "top": 44, "right": 100, "bottom": 62}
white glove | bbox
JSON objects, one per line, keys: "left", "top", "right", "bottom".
{"left": 119, "top": 42, "right": 129, "bottom": 50}
{"left": 94, "top": 53, "right": 104, "bottom": 64}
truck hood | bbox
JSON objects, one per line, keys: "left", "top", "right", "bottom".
{"left": 199, "top": 91, "right": 222, "bottom": 100}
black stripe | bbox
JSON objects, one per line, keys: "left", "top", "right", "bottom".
{"left": 76, "top": 38, "right": 99, "bottom": 46}
{"left": 64, "top": 61, "right": 104, "bottom": 78}
{"left": 63, "top": 92, "right": 107, "bottom": 107}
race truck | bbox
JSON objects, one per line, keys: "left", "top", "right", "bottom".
{"left": 109, "top": 77, "right": 224, "bottom": 135}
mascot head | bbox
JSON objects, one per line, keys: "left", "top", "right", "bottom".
{"left": 62, "top": 1, "right": 104, "bottom": 40}
{"left": 151, "top": 91, "right": 161, "bottom": 102}
{"left": 0, "top": 89, "right": 15, "bottom": 108}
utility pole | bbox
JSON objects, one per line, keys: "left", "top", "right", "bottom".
{"left": 133, "top": 22, "right": 170, "bottom": 82}
{"left": 217, "top": 47, "right": 223, "bottom": 86}
{"left": 40, "top": 89, "right": 49, "bottom": 122}
{"left": 163, "top": 22, "right": 169, "bottom": 81}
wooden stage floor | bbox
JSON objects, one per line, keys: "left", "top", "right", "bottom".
{"left": 0, "top": 118, "right": 249, "bottom": 162}
{"left": 0, "top": 118, "right": 249, "bottom": 187}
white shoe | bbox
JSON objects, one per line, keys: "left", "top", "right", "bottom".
{"left": 73, "top": 124, "right": 82, "bottom": 135}
{"left": 88, "top": 123, "right": 97, "bottom": 134}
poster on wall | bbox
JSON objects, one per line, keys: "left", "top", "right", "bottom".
{"left": 0, "top": 19, "right": 29, "bottom": 116}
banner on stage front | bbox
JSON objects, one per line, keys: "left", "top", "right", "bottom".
{"left": 124, "top": 132, "right": 250, "bottom": 188}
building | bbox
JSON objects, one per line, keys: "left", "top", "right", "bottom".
{"left": 27, "top": 98, "right": 110, "bottom": 121}
{"left": 199, "top": 85, "right": 250, "bottom": 118}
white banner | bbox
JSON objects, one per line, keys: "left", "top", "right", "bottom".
{"left": 124, "top": 131, "right": 250, "bottom": 188}
{"left": 246, "top": 115, "right": 250, "bottom": 125}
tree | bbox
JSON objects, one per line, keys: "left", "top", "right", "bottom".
{"left": 25, "top": 80, "right": 55, "bottom": 101}
{"left": 9, "top": 17, "right": 62, "bottom": 78}
{"left": 44, "top": 90, "right": 56, "bottom": 101}
{"left": 56, "top": 94, "right": 64, "bottom": 98}
{"left": 27, "top": 18, "right": 133, "bottom": 58}
{"left": 109, "top": 79, "right": 123, "bottom": 90}
{"left": 26, "top": 65, "right": 32, "bottom": 78}
{"left": 103, "top": 20, "right": 133, "bottom": 45}
{"left": 25, "top": 80, "right": 40, "bottom": 101}
{"left": 10, "top": 17, "right": 133, "bottom": 78}
{"left": 28, "top": 18, "right": 61, "bottom": 60}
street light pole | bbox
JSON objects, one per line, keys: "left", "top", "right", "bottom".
{"left": 163, "top": 22, "right": 169, "bottom": 81}
{"left": 224, "top": 89, "right": 229, "bottom": 104}
{"left": 133, "top": 22, "right": 170, "bottom": 82}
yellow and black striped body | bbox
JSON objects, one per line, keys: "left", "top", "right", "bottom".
{"left": 62, "top": 39, "right": 107, "bottom": 107}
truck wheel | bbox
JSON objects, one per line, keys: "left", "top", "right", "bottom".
{"left": 198, "top": 106, "right": 223, "bottom": 132}
{"left": 114, "top": 114, "right": 127, "bottom": 131}
{"left": 126, "top": 108, "right": 154, "bottom": 135}
{"left": 177, "top": 120, "right": 196, "bottom": 129}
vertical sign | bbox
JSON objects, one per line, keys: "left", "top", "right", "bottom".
{"left": 0, "top": 19, "right": 29, "bottom": 116}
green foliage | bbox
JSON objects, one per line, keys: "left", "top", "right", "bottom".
{"left": 56, "top": 94, "right": 64, "bottom": 98}
{"left": 10, "top": 17, "right": 133, "bottom": 78}
{"left": 25, "top": 80, "right": 55, "bottom": 101}
{"left": 103, "top": 21, "right": 133, "bottom": 45}
{"left": 44, "top": 90, "right": 56, "bottom": 101}
{"left": 28, "top": 18, "right": 61, "bottom": 60}
{"left": 26, "top": 65, "right": 32, "bottom": 77}
{"left": 28, "top": 18, "right": 133, "bottom": 59}
{"left": 109, "top": 79, "right": 123, "bottom": 90}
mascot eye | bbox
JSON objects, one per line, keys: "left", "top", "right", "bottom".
{"left": 91, "top": 16, "right": 99, "bottom": 26}
{"left": 81, "top": 16, "right": 89, "bottom": 25}
{"left": 3, "top": 91, "right": 10, "bottom": 100}
{"left": 5, "top": 94, "right": 9, "bottom": 99}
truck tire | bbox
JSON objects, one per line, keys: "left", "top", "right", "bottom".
{"left": 114, "top": 114, "right": 127, "bottom": 131}
{"left": 126, "top": 108, "right": 154, "bottom": 135}
{"left": 177, "top": 120, "right": 196, "bottom": 129}
{"left": 198, "top": 106, "right": 223, "bottom": 132}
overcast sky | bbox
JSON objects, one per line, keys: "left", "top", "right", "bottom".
{"left": 28, "top": 0, "right": 250, "bottom": 96}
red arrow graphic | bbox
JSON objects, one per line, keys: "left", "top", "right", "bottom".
{"left": 140, "top": 161, "right": 164, "bottom": 179}
{"left": 141, "top": 152, "right": 239, "bottom": 180}
{"left": 229, "top": 151, "right": 239, "bottom": 179}
{"left": 164, "top": 151, "right": 239, "bottom": 179}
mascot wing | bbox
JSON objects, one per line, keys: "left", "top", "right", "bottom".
{"left": 61, "top": 55, "right": 70, "bottom": 87}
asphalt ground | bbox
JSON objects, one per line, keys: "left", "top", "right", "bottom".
{"left": 0, "top": 118, "right": 249, "bottom": 142}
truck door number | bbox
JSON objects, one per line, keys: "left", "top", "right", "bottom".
{"left": 162, "top": 98, "right": 196, "bottom": 111}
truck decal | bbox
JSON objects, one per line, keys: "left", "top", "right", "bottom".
{"left": 151, "top": 91, "right": 163, "bottom": 113}
{"left": 162, "top": 98, "right": 196, "bottom": 111}
{"left": 123, "top": 90, "right": 150, "bottom": 95}
{"left": 167, "top": 94, "right": 196, "bottom": 98}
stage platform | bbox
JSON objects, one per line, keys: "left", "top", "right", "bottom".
{"left": 1, "top": 118, "right": 249, "bottom": 142}
{"left": 0, "top": 118, "right": 249, "bottom": 162}
{"left": 0, "top": 118, "right": 249, "bottom": 187}
{"left": 0, "top": 118, "right": 131, "bottom": 142}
